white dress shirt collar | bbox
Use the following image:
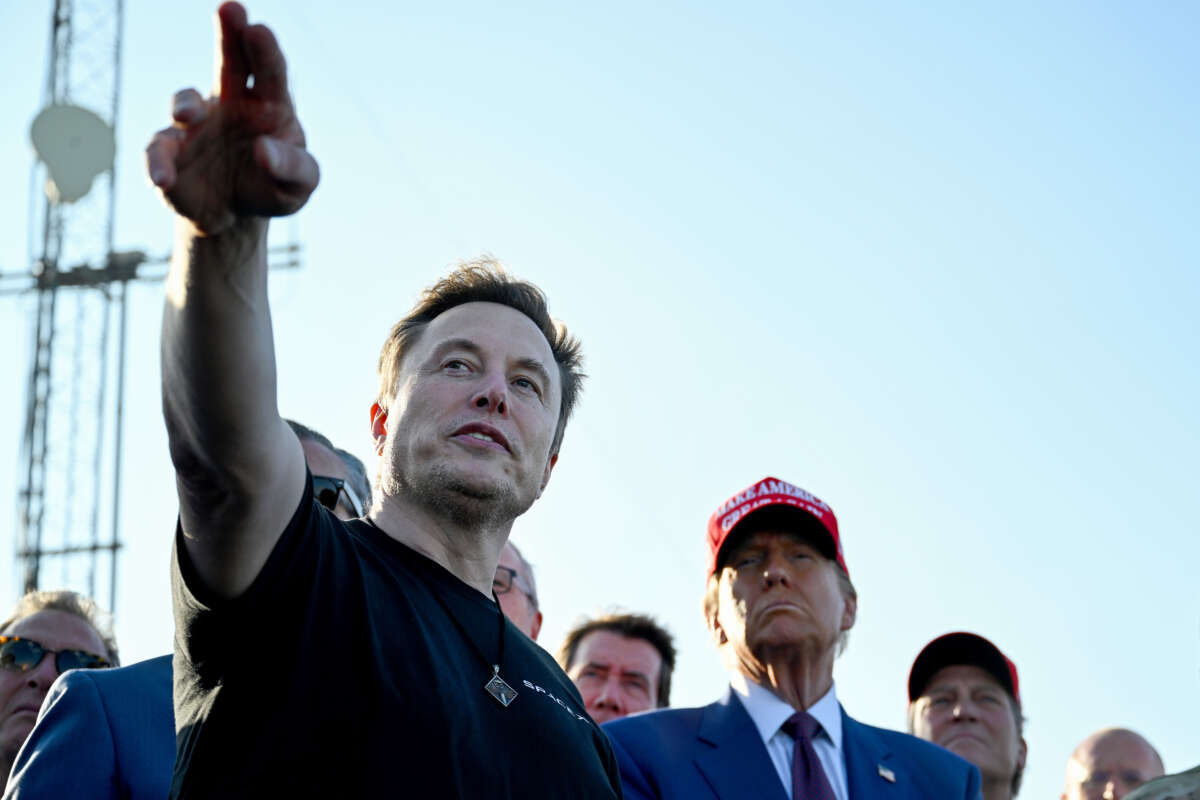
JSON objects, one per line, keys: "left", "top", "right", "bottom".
{"left": 729, "top": 672, "right": 849, "bottom": 800}
{"left": 730, "top": 671, "right": 843, "bottom": 748}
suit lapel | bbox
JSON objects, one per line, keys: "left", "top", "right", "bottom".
{"left": 693, "top": 689, "right": 789, "bottom": 800}
{"left": 841, "top": 709, "right": 900, "bottom": 798}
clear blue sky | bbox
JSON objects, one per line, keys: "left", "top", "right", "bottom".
{"left": 2, "top": 1, "right": 1197, "bottom": 795}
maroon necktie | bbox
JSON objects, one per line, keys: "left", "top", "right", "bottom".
{"left": 781, "top": 711, "right": 837, "bottom": 800}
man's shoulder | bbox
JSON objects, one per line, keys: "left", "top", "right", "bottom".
{"left": 70, "top": 653, "right": 173, "bottom": 693}
{"left": 603, "top": 701, "right": 716, "bottom": 749}
{"left": 846, "top": 714, "right": 972, "bottom": 765}
{"left": 54, "top": 654, "right": 174, "bottom": 725}
{"left": 602, "top": 696, "right": 787, "bottom": 800}
{"left": 842, "top": 711, "right": 979, "bottom": 790}
{"left": 606, "top": 703, "right": 712, "bottom": 729}
{"left": 7, "top": 657, "right": 176, "bottom": 800}
{"left": 510, "top": 632, "right": 590, "bottom": 707}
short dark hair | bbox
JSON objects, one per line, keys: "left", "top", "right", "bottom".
{"left": 285, "top": 418, "right": 372, "bottom": 509}
{"left": 0, "top": 589, "right": 120, "bottom": 666}
{"left": 557, "top": 612, "right": 676, "bottom": 707}
{"left": 375, "top": 258, "right": 585, "bottom": 454}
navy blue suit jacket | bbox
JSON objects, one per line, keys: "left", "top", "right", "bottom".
{"left": 603, "top": 689, "right": 982, "bottom": 800}
{"left": 4, "top": 655, "right": 173, "bottom": 800}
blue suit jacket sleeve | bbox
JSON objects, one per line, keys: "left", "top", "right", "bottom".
{"left": 607, "top": 722, "right": 659, "bottom": 800}
{"left": 4, "top": 669, "right": 118, "bottom": 800}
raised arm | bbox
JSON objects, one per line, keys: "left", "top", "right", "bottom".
{"left": 148, "top": 2, "right": 319, "bottom": 599}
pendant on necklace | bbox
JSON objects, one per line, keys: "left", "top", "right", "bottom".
{"left": 484, "top": 665, "right": 518, "bottom": 707}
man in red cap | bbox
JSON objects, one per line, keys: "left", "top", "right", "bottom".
{"left": 907, "top": 632, "right": 1028, "bottom": 800}
{"left": 604, "top": 476, "right": 982, "bottom": 799}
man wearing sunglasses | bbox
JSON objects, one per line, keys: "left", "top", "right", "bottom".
{"left": 0, "top": 590, "right": 117, "bottom": 787}
{"left": 286, "top": 419, "right": 371, "bottom": 520}
{"left": 3, "top": 422, "right": 365, "bottom": 799}
{"left": 145, "top": 5, "right": 615, "bottom": 797}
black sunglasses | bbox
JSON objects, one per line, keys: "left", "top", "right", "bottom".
{"left": 0, "top": 635, "right": 109, "bottom": 675}
{"left": 312, "top": 475, "right": 364, "bottom": 518}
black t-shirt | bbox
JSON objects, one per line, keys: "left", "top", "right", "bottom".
{"left": 170, "top": 476, "right": 621, "bottom": 799}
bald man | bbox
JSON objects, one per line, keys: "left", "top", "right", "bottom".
{"left": 1062, "top": 728, "right": 1164, "bottom": 800}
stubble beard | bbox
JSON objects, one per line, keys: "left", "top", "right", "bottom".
{"left": 382, "top": 455, "right": 533, "bottom": 530}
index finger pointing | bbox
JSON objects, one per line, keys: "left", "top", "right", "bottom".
{"left": 214, "top": 1, "right": 251, "bottom": 100}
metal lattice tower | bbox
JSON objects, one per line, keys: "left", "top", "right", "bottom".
{"left": 9, "top": 0, "right": 130, "bottom": 614}
{"left": 2, "top": 1, "right": 302, "bottom": 616}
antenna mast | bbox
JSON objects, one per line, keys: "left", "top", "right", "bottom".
{"left": 2, "top": 2, "right": 302, "bottom": 615}
{"left": 11, "top": 0, "right": 129, "bottom": 613}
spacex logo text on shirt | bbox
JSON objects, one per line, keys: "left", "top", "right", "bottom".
{"left": 522, "top": 679, "right": 591, "bottom": 723}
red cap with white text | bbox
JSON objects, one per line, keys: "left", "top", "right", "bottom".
{"left": 706, "top": 476, "right": 846, "bottom": 577}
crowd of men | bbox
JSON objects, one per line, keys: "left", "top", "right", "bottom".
{"left": 1, "top": 482, "right": 1184, "bottom": 799}
{"left": 0, "top": 3, "right": 1189, "bottom": 798}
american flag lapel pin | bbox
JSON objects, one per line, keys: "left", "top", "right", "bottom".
{"left": 878, "top": 764, "right": 896, "bottom": 783}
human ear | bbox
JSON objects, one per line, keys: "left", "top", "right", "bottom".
{"left": 536, "top": 452, "right": 558, "bottom": 498}
{"left": 840, "top": 585, "right": 858, "bottom": 633}
{"left": 707, "top": 601, "right": 727, "bottom": 646}
{"left": 530, "top": 610, "right": 543, "bottom": 641}
{"left": 709, "top": 619, "right": 727, "bottom": 646}
{"left": 370, "top": 403, "right": 388, "bottom": 455}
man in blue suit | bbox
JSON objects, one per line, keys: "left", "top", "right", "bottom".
{"left": 3, "top": 422, "right": 370, "bottom": 799}
{"left": 604, "top": 476, "right": 982, "bottom": 800}
{"left": 3, "top": 655, "right": 172, "bottom": 799}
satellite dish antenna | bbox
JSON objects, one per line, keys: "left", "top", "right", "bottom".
{"left": 30, "top": 103, "right": 116, "bottom": 205}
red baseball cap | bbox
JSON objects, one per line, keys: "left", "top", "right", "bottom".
{"left": 907, "top": 632, "right": 1020, "bottom": 705}
{"left": 706, "top": 476, "right": 846, "bottom": 577}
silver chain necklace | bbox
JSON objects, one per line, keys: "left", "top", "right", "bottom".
{"left": 431, "top": 592, "right": 518, "bottom": 706}
{"left": 366, "top": 519, "right": 518, "bottom": 707}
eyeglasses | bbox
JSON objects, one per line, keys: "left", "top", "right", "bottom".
{"left": 492, "top": 566, "right": 537, "bottom": 606}
{"left": 313, "top": 475, "right": 364, "bottom": 518}
{"left": 0, "top": 636, "right": 109, "bottom": 676}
